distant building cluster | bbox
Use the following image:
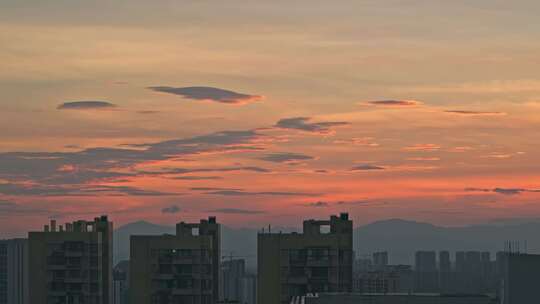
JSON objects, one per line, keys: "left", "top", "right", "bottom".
{"left": 0, "top": 214, "right": 539, "bottom": 303}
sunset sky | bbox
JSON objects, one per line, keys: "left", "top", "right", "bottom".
{"left": 2, "top": 0, "right": 540, "bottom": 236}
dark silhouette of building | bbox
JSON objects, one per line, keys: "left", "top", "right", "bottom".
{"left": 130, "top": 217, "right": 220, "bottom": 304}
{"left": 257, "top": 213, "right": 353, "bottom": 304}
{"left": 28, "top": 216, "right": 113, "bottom": 304}
{"left": 455, "top": 251, "right": 466, "bottom": 292}
{"left": 500, "top": 253, "right": 540, "bottom": 304}
{"left": 414, "top": 251, "right": 438, "bottom": 292}
{"left": 0, "top": 239, "right": 28, "bottom": 304}
{"left": 438, "top": 251, "right": 451, "bottom": 293}
{"left": 480, "top": 251, "right": 494, "bottom": 292}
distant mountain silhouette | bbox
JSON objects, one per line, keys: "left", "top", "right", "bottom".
{"left": 114, "top": 218, "right": 540, "bottom": 268}
{"left": 354, "top": 218, "right": 540, "bottom": 264}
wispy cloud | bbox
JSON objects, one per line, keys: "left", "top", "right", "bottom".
{"left": 351, "top": 164, "right": 386, "bottom": 171}
{"left": 333, "top": 137, "right": 379, "bottom": 147}
{"left": 0, "top": 200, "right": 50, "bottom": 217}
{"left": 403, "top": 144, "right": 441, "bottom": 152}
{"left": 259, "top": 152, "right": 314, "bottom": 164}
{"left": 362, "top": 100, "right": 422, "bottom": 107}
{"left": 161, "top": 205, "right": 181, "bottom": 214}
{"left": 170, "top": 176, "right": 223, "bottom": 180}
{"left": 401, "top": 80, "right": 540, "bottom": 94}
{"left": 444, "top": 110, "right": 506, "bottom": 116}
{"left": 190, "top": 187, "right": 242, "bottom": 191}
{"left": 406, "top": 157, "right": 440, "bottom": 161}
{"left": 148, "top": 86, "right": 263, "bottom": 105}
{"left": 204, "top": 190, "right": 319, "bottom": 197}
{"left": 57, "top": 101, "right": 117, "bottom": 110}
{"left": 142, "top": 166, "right": 271, "bottom": 177}
{"left": 137, "top": 110, "right": 160, "bottom": 115}
{"left": 0, "top": 183, "right": 178, "bottom": 197}
{"left": 274, "top": 117, "right": 349, "bottom": 134}
{"left": 302, "top": 201, "right": 329, "bottom": 207}
{"left": 465, "top": 187, "right": 540, "bottom": 195}
{"left": 481, "top": 152, "right": 524, "bottom": 160}
{"left": 207, "top": 208, "right": 265, "bottom": 214}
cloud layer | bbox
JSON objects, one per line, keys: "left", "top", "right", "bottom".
{"left": 0, "top": 130, "right": 269, "bottom": 196}
{"left": 148, "top": 86, "right": 263, "bottom": 105}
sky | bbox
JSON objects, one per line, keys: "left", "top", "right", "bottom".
{"left": 1, "top": 0, "right": 540, "bottom": 237}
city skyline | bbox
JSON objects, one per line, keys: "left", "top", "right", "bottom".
{"left": 2, "top": 1, "right": 540, "bottom": 237}
{"left": 1, "top": 213, "right": 537, "bottom": 303}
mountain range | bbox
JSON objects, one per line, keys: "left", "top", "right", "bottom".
{"left": 113, "top": 218, "right": 540, "bottom": 271}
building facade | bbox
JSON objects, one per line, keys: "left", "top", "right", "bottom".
{"left": 130, "top": 217, "right": 220, "bottom": 304}
{"left": 414, "top": 251, "right": 438, "bottom": 293}
{"left": 28, "top": 216, "right": 113, "bottom": 304}
{"left": 257, "top": 213, "right": 353, "bottom": 304}
{"left": 0, "top": 239, "right": 28, "bottom": 304}
{"left": 239, "top": 274, "right": 256, "bottom": 304}
{"left": 354, "top": 265, "right": 413, "bottom": 294}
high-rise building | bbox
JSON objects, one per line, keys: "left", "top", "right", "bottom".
{"left": 480, "top": 251, "right": 494, "bottom": 292}
{"left": 257, "top": 213, "right": 353, "bottom": 304}
{"left": 0, "top": 239, "right": 28, "bottom": 304}
{"left": 455, "top": 251, "right": 466, "bottom": 292}
{"left": 220, "top": 259, "right": 245, "bottom": 302}
{"left": 28, "top": 216, "right": 113, "bottom": 304}
{"left": 438, "top": 251, "right": 451, "bottom": 293}
{"left": 414, "top": 251, "right": 438, "bottom": 292}
{"left": 465, "top": 251, "right": 482, "bottom": 293}
{"left": 130, "top": 217, "right": 220, "bottom": 304}
{"left": 0, "top": 243, "right": 5, "bottom": 304}
{"left": 500, "top": 253, "right": 540, "bottom": 304}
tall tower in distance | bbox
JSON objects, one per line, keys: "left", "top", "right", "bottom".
{"left": 257, "top": 213, "right": 353, "bottom": 304}
{"left": 28, "top": 216, "right": 113, "bottom": 304}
